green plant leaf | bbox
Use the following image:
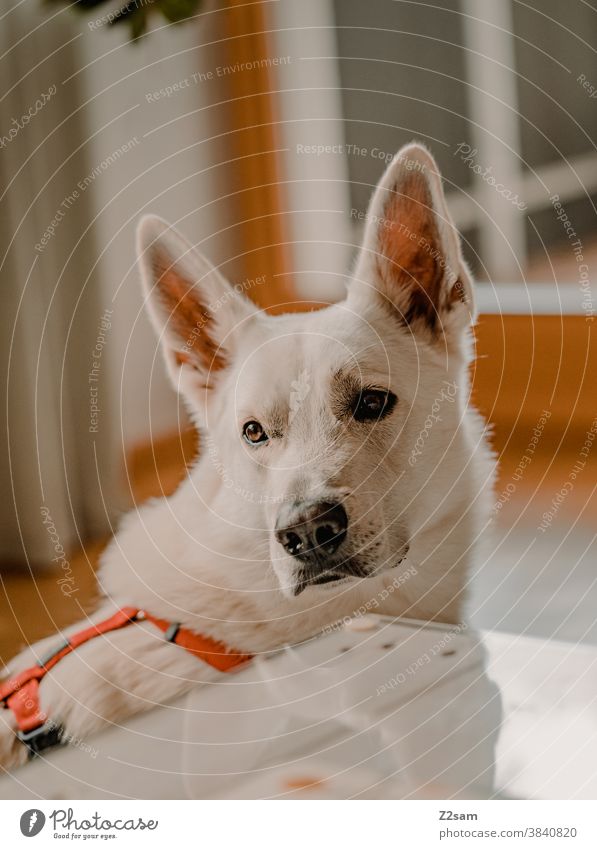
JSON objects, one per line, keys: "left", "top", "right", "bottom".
{"left": 48, "top": 0, "right": 204, "bottom": 41}
{"left": 156, "top": 0, "right": 202, "bottom": 24}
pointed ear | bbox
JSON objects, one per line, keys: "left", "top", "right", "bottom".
{"left": 137, "top": 216, "right": 257, "bottom": 400}
{"left": 353, "top": 143, "right": 475, "bottom": 338}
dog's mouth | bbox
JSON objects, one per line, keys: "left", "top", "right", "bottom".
{"left": 289, "top": 541, "right": 411, "bottom": 597}
{"left": 290, "top": 556, "right": 370, "bottom": 596}
{"left": 292, "top": 571, "right": 347, "bottom": 596}
{"left": 311, "top": 572, "right": 344, "bottom": 586}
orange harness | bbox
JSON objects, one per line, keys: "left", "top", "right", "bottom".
{"left": 0, "top": 606, "right": 252, "bottom": 758}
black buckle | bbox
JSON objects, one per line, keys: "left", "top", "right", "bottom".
{"left": 17, "top": 721, "right": 64, "bottom": 759}
{"left": 164, "top": 622, "right": 180, "bottom": 642}
{"left": 37, "top": 637, "right": 70, "bottom": 668}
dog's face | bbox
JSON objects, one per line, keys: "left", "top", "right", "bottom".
{"left": 138, "top": 144, "right": 476, "bottom": 598}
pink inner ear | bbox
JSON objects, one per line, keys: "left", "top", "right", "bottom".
{"left": 151, "top": 251, "right": 228, "bottom": 377}
{"left": 376, "top": 172, "right": 448, "bottom": 331}
{"left": 174, "top": 351, "right": 191, "bottom": 367}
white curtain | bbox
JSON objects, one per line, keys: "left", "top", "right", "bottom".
{"left": 0, "top": 6, "right": 118, "bottom": 568}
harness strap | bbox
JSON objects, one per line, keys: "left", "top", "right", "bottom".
{"left": 140, "top": 612, "right": 252, "bottom": 672}
{"left": 0, "top": 606, "right": 252, "bottom": 757}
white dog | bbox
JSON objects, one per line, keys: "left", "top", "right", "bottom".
{"left": 0, "top": 143, "right": 494, "bottom": 769}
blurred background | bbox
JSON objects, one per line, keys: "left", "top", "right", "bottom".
{"left": 0, "top": 0, "right": 595, "bottom": 662}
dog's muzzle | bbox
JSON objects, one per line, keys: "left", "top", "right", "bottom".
{"left": 275, "top": 500, "right": 358, "bottom": 595}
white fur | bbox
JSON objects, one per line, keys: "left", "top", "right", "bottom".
{"left": 0, "top": 144, "right": 495, "bottom": 769}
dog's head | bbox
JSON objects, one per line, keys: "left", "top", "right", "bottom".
{"left": 137, "top": 143, "right": 476, "bottom": 598}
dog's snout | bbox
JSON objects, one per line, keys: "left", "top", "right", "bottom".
{"left": 275, "top": 501, "right": 348, "bottom": 561}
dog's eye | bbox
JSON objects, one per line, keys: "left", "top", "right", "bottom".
{"left": 352, "top": 389, "right": 396, "bottom": 422}
{"left": 242, "top": 420, "right": 269, "bottom": 445}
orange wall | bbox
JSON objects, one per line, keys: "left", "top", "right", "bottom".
{"left": 472, "top": 315, "right": 596, "bottom": 457}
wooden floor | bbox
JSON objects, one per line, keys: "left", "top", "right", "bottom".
{"left": 0, "top": 539, "right": 106, "bottom": 669}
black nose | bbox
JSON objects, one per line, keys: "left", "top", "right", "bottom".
{"left": 275, "top": 501, "right": 348, "bottom": 561}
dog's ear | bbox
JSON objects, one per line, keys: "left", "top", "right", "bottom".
{"left": 137, "top": 216, "right": 257, "bottom": 396}
{"left": 353, "top": 142, "right": 475, "bottom": 338}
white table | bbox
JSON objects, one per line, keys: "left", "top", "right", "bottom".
{"left": 1, "top": 616, "right": 595, "bottom": 799}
